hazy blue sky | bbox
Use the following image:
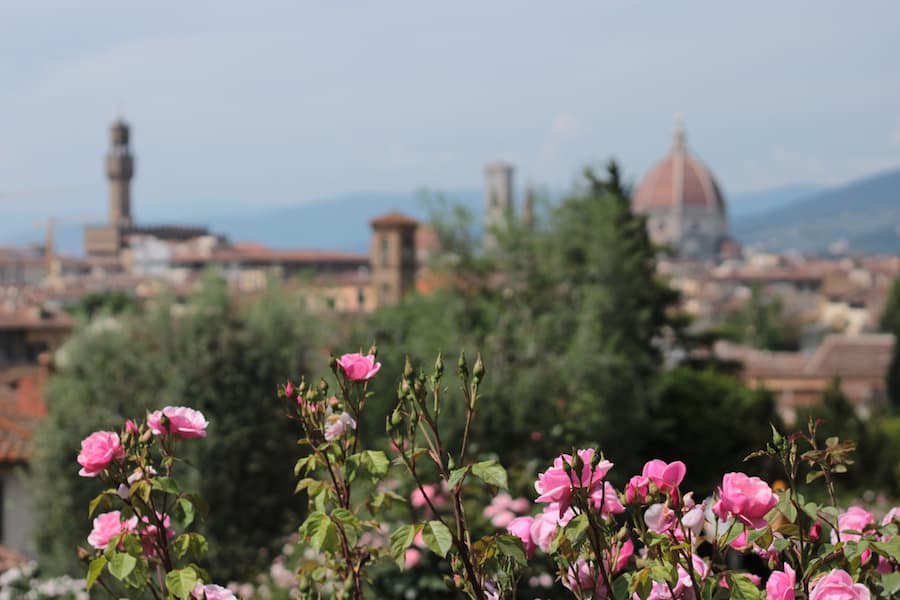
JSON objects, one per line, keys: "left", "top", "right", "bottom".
{"left": 1, "top": 2, "right": 899, "bottom": 222}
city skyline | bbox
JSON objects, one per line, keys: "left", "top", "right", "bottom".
{"left": 1, "top": 2, "right": 899, "bottom": 225}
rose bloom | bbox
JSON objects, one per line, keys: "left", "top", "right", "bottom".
{"left": 507, "top": 516, "right": 536, "bottom": 558}
{"left": 535, "top": 449, "right": 613, "bottom": 515}
{"left": 77, "top": 431, "right": 124, "bottom": 477}
{"left": 324, "top": 412, "right": 356, "bottom": 441}
{"left": 642, "top": 459, "right": 687, "bottom": 495}
{"left": 809, "top": 569, "right": 870, "bottom": 600}
{"left": 832, "top": 506, "right": 875, "bottom": 543}
{"left": 140, "top": 512, "right": 174, "bottom": 556}
{"left": 589, "top": 482, "right": 626, "bottom": 519}
{"left": 336, "top": 353, "right": 381, "bottom": 381}
{"left": 191, "top": 583, "right": 237, "bottom": 600}
{"left": 713, "top": 472, "right": 778, "bottom": 529}
{"left": 625, "top": 474, "right": 651, "bottom": 504}
{"left": 766, "top": 564, "right": 796, "bottom": 600}
{"left": 88, "top": 511, "right": 137, "bottom": 550}
{"left": 147, "top": 406, "right": 208, "bottom": 438}
{"left": 410, "top": 483, "right": 447, "bottom": 516}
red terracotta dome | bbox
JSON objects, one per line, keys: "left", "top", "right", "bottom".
{"left": 633, "top": 125, "right": 725, "bottom": 213}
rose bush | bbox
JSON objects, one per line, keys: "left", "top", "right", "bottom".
{"left": 72, "top": 352, "right": 899, "bottom": 598}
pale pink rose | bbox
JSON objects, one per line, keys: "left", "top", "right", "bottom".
{"left": 882, "top": 506, "right": 899, "bottom": 526}
{"left": 484, "top": 493, "right": 513, "bottom": 518}
{"left": 88, "top": 511, "right": 137, "bottom": 550}
{"left": 403, "top": 548, "right": 421, "bottom": 569}
{"left": 625, "top": 474, "right": 651, "bottom": 504}
{"left": 324, "top": 412, "right": 356, "bottom": 441}
{"left": 613, "top": 538, "right": 634, "bottom": 573}
{"left": 645, "top": 502, "right": 676, "bottom": 533}
{"left": 147, "top": 406, "right": 208, "bottom": 438}
{"left": 410, "top": 483, "right": 447, "bottom": 516}
{"left": 77, "top": 431, "right": 124, "bottom": 477}
{"left": 713, "top": 472, "right": 778, "bottom": 529}
{"left": 590, "top": 481, "right": 626, "bottom": 518}
{"left": 642, "top": 459, "right": 687, "bottom": 495}
{"left": 535, "top": 449, "right": 613, "bottom": 515}
{"left": 809, "top": 569, "right": 870, "bottom": 600}
{"left": 766, "top": 564, "right": 796, "bottom": 600}
{"left": 125, "top": 419, "right": 139, "bottom": 435}
{"left": 509, "top": 497, "right": 531, "bottom": 514}
{"left": 530, "top": 509, "right": 560, "bottom": 552}
{"left": 191, "top": 582, "right": 237, "bottom": 600}
{"left": 832, "top": 506, "right": 875, "bottom": 543}
{"left": 336, "top": 353, "right": 381, "bottom": 381}
{"left": 490, "top": 510, "right": 516, "bottom": 529}
{"left": 507, "top": 516, "right": 536, "bottom": 558}
{"left": 127, "top": 466, "right": 157, "bottom": 485}
{"left": 562, "top": 559, "right": 600, "bottom": 596}
{"left": 682, "top": 502, "right": 706, "bottom": 538}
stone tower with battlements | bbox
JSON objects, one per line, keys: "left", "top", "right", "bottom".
{"left": 370, "top": 212, "right": 419, "bottom": 307}
{"left": 106, "top": 118, "right": 134, "bottom": 229}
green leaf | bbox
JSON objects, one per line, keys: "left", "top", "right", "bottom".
{"left": 86, "top": 556, "right": 107, "bottom": 590}
{"left": 723, "top": 523, "right": 746, "bottom": 547}
{"left": 389, "top": 523, "right": 422, "bottom": 568}
{"left": 727, "top": 573, "right": 763, "bottom": 599}
{"left": 177, "top": 497, "right": 196, "bottom": 527}
{"left": 310, "top": 516, "right": 339, "bottom": 553}
{"left": 471, "top": 460, "right": 508, "bottom": 489}
{"left": 165, "top": 567, "right": 200, "bottom": 598}
{"left": 107, "top": 552, "right": 137, "bottom": 580}
{"left": 172, "top": 534, "right": 191, "bottom": 560}
{"left": 294, "top": 454, "right": 317, "bottom": 476}
{"left": 189, "top": 533, "right": 209, "bottom": 560}
{"left": 880, "top": 572, "right": 900, "bottom": 596}
{"left": 422, "top": 520, "right": 454, "bottom": 558}
{"left": 448, "top": 466, "right": 470, "bottom": 490}
{"left": 494, "top": 534, "right": 527, "bottom": 566}
{"left": 563, "top": 513, "right": 590, "bottom": 547}
{"left": 361, "top": 450, "right": 390, "bottom": 479}
{"left": 151, "top": 476, "right": 180, "bottom": 495}
{"left": 88, "top": 490, "right": 116, "bottom": 518}
{"left": 130, "top": 480, "right": 152, "bottom": 504}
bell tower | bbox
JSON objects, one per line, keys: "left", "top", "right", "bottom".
{"left": 106, "top": 118, "right": 135, "bottom": 229}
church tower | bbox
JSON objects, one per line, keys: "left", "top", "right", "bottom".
{"left": 483, "top": 160, "right": 514, "bottom": 250}
{"left": 106, "top": 118, "right": 135, "bottom": 229}
{"left": 370, "top": 212, "right": 419, "bottom": 307}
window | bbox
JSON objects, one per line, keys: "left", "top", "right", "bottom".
{"left": 380, "top": 234, "right": 389, "bottom": 268}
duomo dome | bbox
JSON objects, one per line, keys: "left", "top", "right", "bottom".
{"left": 632, "top": 121, "right": 728, "bottom": 258}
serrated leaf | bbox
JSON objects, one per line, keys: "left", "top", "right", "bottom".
{"left": 448, "top": 466, "right": 470, "bottom": 490}
{"left": 294, "top": 455, "right": 316, "bottom": 476}
{"left": 361, "top": 450, "right": 390, "bottom": 479}
{"left": 190, "top": 533, "right": 209, "bottom": 560}
{"left": 471, "top": 460, "right": 508, "bottom": 489}
{"left": 177, "top": 497, "right": 195, "bottom": 527}
{"left": 422, "top": 520, "right": 454, "bottom": 558}
{"left": 107, "top": 552, "right": 136, "bottom": 580}
{"left": 727, "top": 573, "right": 762, "bottom": 599}
{"left": 86, "top": 556, "right": 106, "bottom": 590}
{"left": 165, "top": 567, "right": 199, "bottom": 598}
{"left": 311, "top": 516, "right": 339, "bottom": 553}
{"left": 151, "top": 476, "right": 179, "bottom": 495}
{"left": 88, "top": 491, "right": 115, "bottom": 518}
{"left": 563, "top": 513, "right": 590, "bottom": 547}
{"left": 494, "top": 534, "right": 527, "bottom": 566}
{"left": 389, "top": 524, "right": 422, "bottom": 568}
{"left": 172, "top": 534, "right": 191, "bottom": 560}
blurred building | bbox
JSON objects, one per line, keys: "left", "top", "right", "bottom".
{"left": 633, "top": 119, "right": 728, "bottom": 259}
{"left": 483, "top": 160, "right": 514, "bottom": 250}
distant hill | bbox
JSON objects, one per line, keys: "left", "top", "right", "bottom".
{"left": 733, "top": 168, "right": 900, "bottom": 253}
{"left": 728, "top": 183, "right": 823, "bottom": 219}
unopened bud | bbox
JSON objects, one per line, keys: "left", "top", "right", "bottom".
{"left": 414, "top": 379, "right": 425, "bottom": 397}
{"left": 298, "top": 380, "right": 308, "bottom": 396}
{"left": 590, "top": 451, "right": 601, "bottom": 468}
{"left": 571, "top": 453, "right": 584, "bottom": 474}
{"left": 328, "top": 354, "right": 337, "bottom": 373}
{"left": 318, "top": 378, "right": 329, "bottom": 394}
{"left": 562, "top": 460, "right": 573, "bottom": 475}
{"left": 403, "top": 355, "right": 414, "bottom": 380}
{"left": 434, "top": 352, "right": 444, "bottom": 379}
{"left": 473, "top": 352, "right": 485, "bottom": 383}
{"left": 457, "top": 351, "right": 468, "bottom": 379}
{"left": 140, "top": 429, "right": 153, "bottom": 444}
{"left": 76, "top": 546, "right": 90, "bottom": 561}
{"left": 368, "top": 343, "right": 378, "bottom": 358}
{"left": 391, "top": 408, "right": 404, "bottom": 427}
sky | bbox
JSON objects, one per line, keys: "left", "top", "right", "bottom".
{"left": 1, "top": 2, "right": 900, "bottom": 223}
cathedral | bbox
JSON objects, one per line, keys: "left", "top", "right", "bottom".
{"left": 632, "top": 121, "right": 728, "bottom": 259}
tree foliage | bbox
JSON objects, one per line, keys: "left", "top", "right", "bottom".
{"left": 29, "top": 277, "right": 327, "bottom": 580}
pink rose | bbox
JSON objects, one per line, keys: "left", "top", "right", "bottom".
{"left": 832, "top": 506, "right": 875, "bottom": 543}
{"left": 336, "top": 353, "right": 381, "bottom": 381}
{"left": 403, "top": 548, "right": 421, "bottom": 570}
{"left": 284, "top": 382, "right": 293, "bottom": 398}
{"left": 324, "top": 412, "right": 356, "bottom": 441}
{"left": 642, "top": 459, "right": 687, "bottom": 495}
{"left": 140, "top": 512, "right": 174, "bottom": 556}
{"left": 766, "top": 564, "right": 796, "bottom": 600}
{"left": 809, "top": 569, "right": 870, "bottom": 600}
{"left": 125, "top": 419, "right": 139, "bottom": 435}
{"left": 590, "top": 482, "right": 625, "bottom": 518}
{"left": 147, "top": 406, "right": 208, "bottom": 438}
{"left": 613, "top": 538, "right": 634, "bottom": 573}
{"left": 530, "top": 508, "right": 561, "bottom": 552}
{"left": 77, "top": 431, "right": 124, "bottom": 477}
{"left": 882, "top": 506, "right": 899, "bottom": 526}
{"left": 507, "top": 516, "right": 536, "bottom": 558}
{"left": 191, "top": 583, "right": 237, "bottom": 600}
{"left": 713, "top": 472, "right": 778, "bottom": 529}
{"left": 88, "top": 511, "right": 137, "bottom": 550}
{"left": 410, "top": 483, "right": 447, "bottom": 516}
{"left": 535, "top": 449, "right": 613, "bottom": 516}
{"left": 644, "top": 502, "right": 676, "bottom": 533}
{"left": 625, "top": 475, "right": 651, "bottom": 504}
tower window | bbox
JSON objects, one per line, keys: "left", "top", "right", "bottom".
{"left": 381, "top": 234, "right": 389, "bottom": 268}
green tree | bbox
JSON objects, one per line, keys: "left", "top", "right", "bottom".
{"left": 29, "top": 276, "right": 328, "bottom": 580}
{"left": 880, "top": 277, "right": 900, "bottom": 412}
